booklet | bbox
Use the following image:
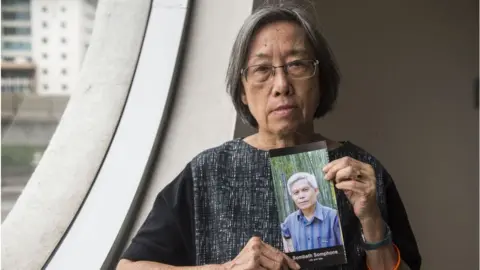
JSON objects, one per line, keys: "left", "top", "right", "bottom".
{"left": 268, "top": 141, "right": 347, "bottom": 269}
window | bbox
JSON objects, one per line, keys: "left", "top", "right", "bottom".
{"left": 0, "top": 0, "right": 98, "bottom": 237}
{"left": 2, "top": 41, "right": 31, "bottom": 50}
{"left": 2, "top": 27, "right": 31, "bottom": 35}
{"left": 2, "top": 12, "right": 30, "bottom": 20}
{"left": 0, "top": 76, "right": 31, "bottom": 93}
{"left": 2, "top": 56, "right": 15, "bottom": 61}
{"left": 3, "top": 0, "right": 28, "bottom": 3}
{"left": 1, "top": 0, "right": 95, "bottom": 226}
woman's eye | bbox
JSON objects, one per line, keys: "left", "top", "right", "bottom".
{"left": 253, "top": 66, "right": 270, "bottom": 73}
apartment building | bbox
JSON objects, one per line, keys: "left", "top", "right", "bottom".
{"left": 1, "top": 0, "right": 97, "bottom": 95}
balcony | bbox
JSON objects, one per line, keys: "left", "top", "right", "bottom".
{"left": 1, "top": 77, "right": 34, "bottom": 94}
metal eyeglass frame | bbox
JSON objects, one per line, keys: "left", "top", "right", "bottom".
{"left": 241, "top": 59, "right": 319, "bottom": 82}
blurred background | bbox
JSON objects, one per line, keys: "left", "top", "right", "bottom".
{"left": 1, "top": 0, "right": 98, "bottom": 220}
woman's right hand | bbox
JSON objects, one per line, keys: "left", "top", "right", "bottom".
{"left": 221, "top": 236, "right": 301, "bottom": 270}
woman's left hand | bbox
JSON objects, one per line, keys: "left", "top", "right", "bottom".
{"left": 323, "top": 157, "right": 381, "bottom": 222}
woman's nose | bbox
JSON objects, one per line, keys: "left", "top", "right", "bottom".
{"left": 272, "top": 69, "right": 290, "bottom": 96}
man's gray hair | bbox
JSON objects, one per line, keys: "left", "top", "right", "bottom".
{"left": 226, "top": 2, "right": 340, "bottom": 127}
{"left": 287, "top": 172, "right": 318, "bottom": 195}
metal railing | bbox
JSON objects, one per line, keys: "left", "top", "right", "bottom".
{"left": 1, "top": 77, "right": 34, "bottom": 93}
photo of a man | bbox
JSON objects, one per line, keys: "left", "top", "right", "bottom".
{"left": 280, "top": 172, "right": 343, "bottom": 252}
{"left": 269, "top": 143, "right": 347, "bottom": 267}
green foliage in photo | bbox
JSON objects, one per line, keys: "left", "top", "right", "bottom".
{"left": 270, "top": 149, "right": 337, "bottom": 221}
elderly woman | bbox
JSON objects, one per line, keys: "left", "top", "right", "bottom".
{"left": 117, "top": 3, "right": 421, "bottom": 270}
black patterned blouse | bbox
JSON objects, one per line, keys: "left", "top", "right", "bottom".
{"left": 122, "top": 138, "right": 421, "bottom": 270}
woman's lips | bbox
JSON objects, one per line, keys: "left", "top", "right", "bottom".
{"left": 271, "top": 105, "right": 296, "bottom": 117}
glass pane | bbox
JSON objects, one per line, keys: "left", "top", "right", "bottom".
{"left": 1, "top": 0, "right": 99, "bottom": 221}
{"left": 2, "top": 27, "right": 31, "bottom": 35}
{"left": 2, "top": 42, "right": 32, "bottom": 50}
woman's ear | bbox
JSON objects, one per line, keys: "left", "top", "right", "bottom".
{"left": 241, "top": 91, "right": 247, "bottom": 105}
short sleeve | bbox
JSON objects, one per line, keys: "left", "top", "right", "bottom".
{"left": 280, "top": 222, "right": 291, "bottom": 238}
{"left": 121, "top": 163, "right": 195, "bottom": 266}
{"left": 384, "top": 170, "right": 422, "bottom": 270}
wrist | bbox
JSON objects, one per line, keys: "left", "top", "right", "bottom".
{"left": 360, "top": 211, "right": 384, "bottom": 243}
{"left": 210, "top": 264, "right": 229, "bottom": 270}
{"left": 195, "top": 265, "right": 226, "bottom": 270}
{"left": 219, "top": 261, "right": 235, "bottom": 270}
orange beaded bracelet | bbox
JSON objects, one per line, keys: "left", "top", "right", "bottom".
{"left": 366, "top": 244, "right": 401, "bottom": 270}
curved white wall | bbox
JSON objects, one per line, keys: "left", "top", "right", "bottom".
{"left": 45, "top": 0, "right": 192, "bottom": 268}
{"left": 1, "top": 0, "right": 151, "bottom": 269}
{"left": 125, "top": 0, "right": 253, "bottom": 250}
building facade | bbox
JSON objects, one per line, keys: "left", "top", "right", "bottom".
{"left": 1, "top": 0, "right": 97, "bottom": 95}
{"left": 31, "top": 0, "right": 96, "bottom": 95}
{"left": 1, "top": 0, "right": 35, "bottom": 93}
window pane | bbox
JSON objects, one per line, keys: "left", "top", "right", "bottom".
{"left": 2, "top": 42, "right": 31, "bottom": 50}
{"left": 1, "top": 0, "right": 99, "bottom": 221}
{"left": 2, "top": 11, "right": 30, "bottom": 20}
{"left": 2, "top": 27, "right": 31, "bottom": 35}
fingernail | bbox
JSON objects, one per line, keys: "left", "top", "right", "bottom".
{"left": 295, "top": 262, "right": 301, "bottom": 269}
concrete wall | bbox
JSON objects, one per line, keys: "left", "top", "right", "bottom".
{"left": 238, "top": 0, "right": 479, "bottom": 269}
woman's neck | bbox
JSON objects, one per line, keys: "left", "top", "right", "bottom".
{"left": 248, "top": 126, "right": 324, "bottom": 150}
{"left": 243, "top": 128, "right": 343, "bottom": 151}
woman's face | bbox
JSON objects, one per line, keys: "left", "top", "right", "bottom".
{"left": 290, "top": 179, "right": 319, "bottom": 211}
{"left": 241, "top": 21, "right": 320, "bottom": 135}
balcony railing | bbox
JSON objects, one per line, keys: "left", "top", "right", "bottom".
{"left": 1, "top": 77, "right": 34, "bottom": 93}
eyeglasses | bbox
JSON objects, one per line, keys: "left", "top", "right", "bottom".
{"left": 241, "top": 59, "right": 319, "bottom": 83}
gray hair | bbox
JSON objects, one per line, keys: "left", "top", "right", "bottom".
{"left": 287, "top": 172, "right": 318, "bottom": 195}
{"left": 226, "top": 2, "right": 340, "bottom": 128}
